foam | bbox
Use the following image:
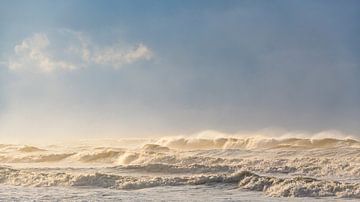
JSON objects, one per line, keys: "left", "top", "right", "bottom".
{"left": 237, "top": 172, "right": 360, "bottom": 198}
{"left": 0, "top": 167, "right": 359, "bottom": 198}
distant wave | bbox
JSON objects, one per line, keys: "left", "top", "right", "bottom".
{"left": 17, "top": 146, "right": 47, "bottom": 153}
{"left": 79, "top": 150, "right": 125, "bottom": 163}
{"left": 155, "top": 136, "right": 359, "bottom": 150}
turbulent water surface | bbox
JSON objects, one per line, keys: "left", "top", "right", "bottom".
{"left": 1, "top": 134, "right": 360, "bottom": 201}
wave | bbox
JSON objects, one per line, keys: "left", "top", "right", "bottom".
{"left": 0, "top": 167, "right": 358, "bottom": 198}
{"left": 78, "top": 150, "right": 125, "bottom": 163}
{"left": 8, "top": 153, "right": 76, "bottom": 163}
{"left": 118, "top": 171, "right": 360, "bottom": 198}
{"left": 0, "top": 144, "right": 359, "bottom": 179}
{"left": 238, "top": 172, "right": 360, "bottom": 198}
{"left": 154, "top": 136, "right": 360, "bottom": 150}
{"left": 0, "top": 131, "right": 359, "bottom": 199}
{"left": 141, "top": 144, "right": 170, "bottom": 152}
{"left": 1, "top": 137, "right": 358, "bottom": 164}
{"left": 119, "top": 163, "right": 235, "bottom": 174}
{"left": 18, "top": 145, "right": 47, "bottom": 153}
{"left": 117, "top": 152, "right": 360, "bottom": 178}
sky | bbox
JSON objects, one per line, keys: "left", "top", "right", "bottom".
{"left": 0, "top": 0, "right": 359, "bottom": 142}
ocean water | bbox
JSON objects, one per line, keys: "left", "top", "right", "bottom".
{"left": 1, "top": 134, "right": 360, "bottom": 201}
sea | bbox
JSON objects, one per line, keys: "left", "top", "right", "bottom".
{"left": 0, "top": 132, "right": 359, "bottom": 201}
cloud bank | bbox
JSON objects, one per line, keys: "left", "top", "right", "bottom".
{"left": 7, "top": 31, "right": 153, "bottom": 72}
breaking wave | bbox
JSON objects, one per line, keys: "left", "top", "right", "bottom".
{"left": 154, "top": 131, "right": 359, "bottom": 150}
{"left": 18, "top": 146, "right": 46, "bottom": 153}
{"left": 0, "top": 167, "right": 359, "bottom": 198}
{"left": 1, "top": 130, "right": 360, "bottom": 199}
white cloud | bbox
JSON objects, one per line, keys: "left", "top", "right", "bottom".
{"left": 9, "top": 33, "right": 76, "bottom": 72}
{"left": 92, "top": 43, "right": 153, "bottom": 68}
{"left": 7, "top": 31, "right": 153, "bottom": 72}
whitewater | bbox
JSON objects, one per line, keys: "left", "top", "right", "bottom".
{"left": 1, "top": 131, "right": 360, "bottom": 201}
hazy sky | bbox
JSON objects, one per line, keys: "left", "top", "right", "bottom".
{"left": 0, "top": 0, "right": 359, "bottom": 141}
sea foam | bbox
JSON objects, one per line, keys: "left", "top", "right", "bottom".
{"left": 1, "top": 132, "right": 360, "bottom": 198}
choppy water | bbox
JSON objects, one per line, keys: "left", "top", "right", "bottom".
{"left": 1, "top": 132, "right": 360, "bottom": 201}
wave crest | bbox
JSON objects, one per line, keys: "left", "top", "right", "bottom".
{"left": 155, "top": 136, "right": 360, "bottom": 150}
{"left": 18, "top": 146, "right": 46, "bottom": 153}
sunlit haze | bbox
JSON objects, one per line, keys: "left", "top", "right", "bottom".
{"left": 1, "top": 1, "right": 360, "bottom": 201}
{"left": 1, "top": 1, "right": 360, "bottom": 144}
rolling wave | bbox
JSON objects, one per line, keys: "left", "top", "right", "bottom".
{"left": 155, "top": 136, "right": 360, "bottom": 150}
{"left": 0, "top": 167, "right": 359, "bottom": 198}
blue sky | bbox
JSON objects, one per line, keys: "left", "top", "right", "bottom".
{"left": 0, "top": 0, "right": 359, "bottom": 141}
